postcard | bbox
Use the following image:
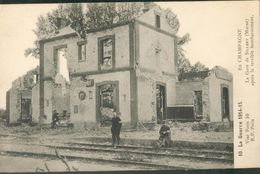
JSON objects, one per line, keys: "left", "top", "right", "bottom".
{"left": 0, "top": 1, "right": 259, "bottom": 172}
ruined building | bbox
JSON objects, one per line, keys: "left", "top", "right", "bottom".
{"left": 38, "top": 5, "right": 178, "bottom": 127}
{"left": 6, "top": 4, "right": 233, "bottom": 127}
{"left": 6, "top": 67, "right": 39, "bottom": 125}
{"left": 173, "top": 66, "right": 233, "bottom": 122}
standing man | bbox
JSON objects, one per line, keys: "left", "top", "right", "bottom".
{"left": 52, "top": 110, "right": 59, "bottom": 129}
{"left": 111, "top": 110, "right": 122, "bottom": 148}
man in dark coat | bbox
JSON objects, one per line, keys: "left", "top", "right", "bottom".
{"left": 52, "top": 110, "right": 59, "bottom": 129}
{"left": 159, "top": 124, "right": 171, "bottom": 147}
{"left": 111, "top": 111, "right": 122, "bottom": 148}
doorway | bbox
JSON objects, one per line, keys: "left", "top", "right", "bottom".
{"left": 193, "top": 90, "right": 203, "bottom": 119}
{"left": 221, "top": 86, "right": 230, "bottom": 120}
{"left": 156, "top": 83, "right": 166, "bottom": 124}
{"left": 21, "top": 98, "right": 32, "bottom": 122}
{"left": 96, "top": 82, "right": 119, "bottom": 124}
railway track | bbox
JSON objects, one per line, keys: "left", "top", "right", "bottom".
{"left": 0, "top": 138, "right": 233, "bottom": 170}
{"left": 64, "top": 141, "right": 233, "bottom": 162}
{"left": 0, "top": 143, "right": 187, "bottom": 170}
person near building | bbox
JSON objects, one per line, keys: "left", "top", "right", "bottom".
{"left": 52, "top": 110, "right": 59, "bottom": 129}
{"left": 158, "top": 124, "right": 171, "bottom": 147}
{"left": 111, "top": 110, "right": 122, "bottom": 148}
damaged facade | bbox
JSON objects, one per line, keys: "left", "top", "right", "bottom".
{"left": 39, "top": 5, "right": 178, "bottom": 127}
{"left": 6, "top": 67, "right": 39, "bottom": 125}
{"left": 173, "top": 66, "right": 233, "bottom": 122}
{"left": 6, "top": 4, "right": 233, "bottom": 127}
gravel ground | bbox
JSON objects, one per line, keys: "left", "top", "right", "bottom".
{"left": 0, "top": 122, "right": 233, "bottom": 143}
{"left": 0, "top": 155, "right": 146, "bottom": 172}
{"left": 0, "top": 140, "right": 232, "bottom": 170}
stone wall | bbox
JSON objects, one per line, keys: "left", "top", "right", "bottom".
{"left": 52, "top": 84, "right": 70, "bottom": 114}
{"left": 40, "top": 10, "right": 178, "bottom": 126}
{"left": 175, "top": 81, "right": 203, "bottom": 106}
{"left": 70, "top": 71, "right": 131, "bottom": 126}
{"left": 136, "top": 14, "right": 177, "bottom": 123}
{"left": 202, "top": 78, "right": 210, "bottom": 121}
{"left": 138, "top": 24, "right": 176, "bottom": 75}
{"left": 137, "top": 71, "right": 176, "bottom": 122}
{"left": 7, "top": 67, "right": 39, "bottom": 124}
{"left": 8, "top": 88, "right": 20, "bottom": 124}
{"left": 175, "top": 67, "right": 233, "bottom": 122}
{"left": 208, "top": 71, "right": 233, "bottom": 122}
{"left": 43, "top": 36, "right": 78, "bottom": 78}
{"left": 137, "top": 6, "right": 176, "bottom": 34}
{"left": 41, "top": 80, "right": 70, "bottom": 124}
{"left": 32, "top": 84, "right": 39, "bottom": 123}
{"left": 42, "top": 25, "right": 131, "bottom": 125}
{"left": 67, "top": 25, "right": 130, "bottom": 74}
{"left": 42, "top": 81, "right": 53, "bottom": 123}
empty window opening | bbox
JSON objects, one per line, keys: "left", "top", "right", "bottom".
{"left": 156, "top": 14, "right": 161, "bottom": 28}
{"left": 100, "top": 38, "right": 113, "bottom": 70}
{"left": 78, "top": 43, "right": 86, "bottom": 61}
{"left": 194, "top": 91, "right": 203, "bottom": 119}
{"left": 222, "top": 87, "right": 230, "bottom": 119}
{"left": 74, "top": 105, "right": 78, "bottom": 114}
{"left": 54, "top": 47, "right": 70, "bottom": 88}
{"left": 21, "top": 98, "right": 31, "bottom": 122}
{"left": 156, "top": 84, "right": 166, "bottom": 124}
{"left": 33, "top": 74, "right": 39, "bottom": 84}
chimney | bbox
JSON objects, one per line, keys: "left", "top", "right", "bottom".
{"left": 143, "top": 2, "right": 157, "bottom": 12}
{"left": 57, "top": 17, "right": 62, "bottom": 29}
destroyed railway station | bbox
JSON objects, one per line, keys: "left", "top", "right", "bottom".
{"left": 6, "top": 5, "right": 233, "bottom": 128}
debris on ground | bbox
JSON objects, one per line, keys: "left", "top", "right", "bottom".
{"left": 0, "top": 120, "right": 233, "bottom": 143}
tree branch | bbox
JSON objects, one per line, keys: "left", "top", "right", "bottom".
{"left": 54, "top": 146, "right": 71, "bottom": 171}
{"left": 44, "top": 162, "right": 50, "bottom": 172}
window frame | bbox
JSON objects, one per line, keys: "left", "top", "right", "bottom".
{"left": 74, "top": 105, "right": 78, "bottom": 114}
{"left": 77, "top": 41, "right": 87, "bottom": 62}
{"left": 98, "top": 35, "right": 115, "bottom": 71}
{"left": 193, "top": 90, "right": 203, "bottom": 118}
{"left": 53, "top": 45, "right": 67, "bottom": 75}
{"left": 155, "top": 14, "right": 161, "bottom": 29}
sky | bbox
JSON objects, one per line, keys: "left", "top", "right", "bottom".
{"left": 0, "top": 1, "right": 255, "bottom": 109}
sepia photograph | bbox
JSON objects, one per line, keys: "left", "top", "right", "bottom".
{"left": 0, "top": 1, "right": 259, "bottom": 172}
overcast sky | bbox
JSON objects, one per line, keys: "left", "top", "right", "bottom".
{"left": 0, "top": 1, "right": 255, "bottom": 109}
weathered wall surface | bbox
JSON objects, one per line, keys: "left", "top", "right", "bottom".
{"left": 175, "top": 68, "right": 233, "bottom": 123}
{"left": 42, "top": 81, "right": 70, "bottom": 123}
{"left": 52, "top": 85, "right": 70, "bottom": 114}
{"left": 70, "top": 71, "right": 131, "bottom": 126}
{"left": 21, "top": 90, "right": 31, "bottom": 99}
{"left": 138, "top": 7, "right": 175, "bottom": 34}
{"left": 43, "top": 36, "right": 78, "bottom": 78}
{"left": 68, "top": 25, "right": 130, "bottom": 74}
{"left": 8, "top": 88, "right": 20, "bottom": 124}
{"left": 208, "top": 73, "right": 233, "bottom": 122}
{"left": 138, "top": 24, "right": 176, "bottom": 75}
{"left": 166, "top": 79, "right": 176, "bottom": 107}
{"left": 43, "top": 34, "right": 77, "bottom": 123}
{"left": 136, "top": 17, "right": 176, "bottom": 123}
{"left": 201, "top": 79, "right": 210, "bottom": 121}
{"left": 175, "top": 79, "right": 212, "bottom": 120}
{"left": 137, "top": 71, "right": 176, "bottom": 122}
{"left": 175, "top": 81, "right": 203, "bottom": 105}
{"left": 137, "top": 75, "right": 156, "bottom": 122}
{"left": 32, "top": 84, "right": 39, "bottom": 123}
{"left": 43, "top": 81, "right": 53, "bottom": 123}
{"left": 42, "top": 25, "right": 130, "bottom": 125}
{"left": 7, "top": 67, "right": 39, "bottom": 124}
